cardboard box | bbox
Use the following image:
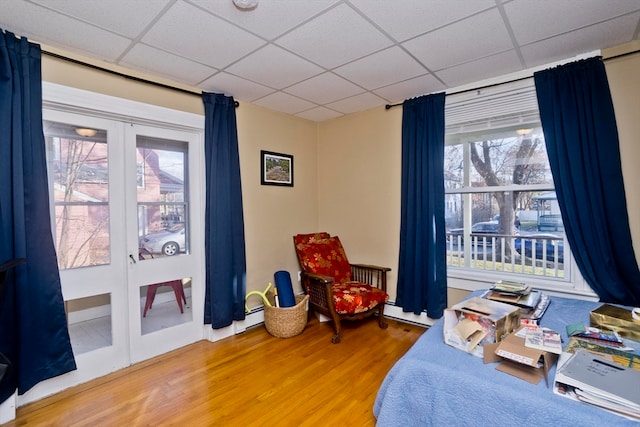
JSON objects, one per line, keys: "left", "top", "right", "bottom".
{"left": 484, "top": 326, "right": 559, "bottom": 386}
{"left": 590, "top": 303, "right": 640, "bottom": 341}
{"left": 443, "top": 296, "right": 521, "bottom": 358}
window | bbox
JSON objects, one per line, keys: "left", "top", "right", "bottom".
{"left": 44, "top": 121, "right": 111, "bottom": 269}
{"left": 444, "top": 80, "right": 570, "bottom": 287}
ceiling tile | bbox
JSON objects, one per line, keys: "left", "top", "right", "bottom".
{"left": 200, "top": 72, "right": 275, "bottom": 101}
{"left": 333, "top": 46, "right": 428, "bottom": 90}
{"left": 506, "top": 0, "right": 640, "bottom": 45}
{"left": 295, "top": 107, "right": 344, "bottom": 122}
{"left": 142, "top": 1, "right": 265, "bottom": 69}
{"left": 226, "top": 44, "right": 323, "bottom": 89}
{"left": 253, "top": 92, "right": 317, "bottom": 115}
{"left": 373, "top": 74, "right": 446, "bottom": 104}
{"left": 2, "top": 0, "right": 639, "bottom": 122}
{"left": 191, "top": 0, "right": 340, "bottom": 40}
{"left": 120, "top": 44, "right": 217, "bottom": 86}
{"left": 350, "top": 0, "right": 496, "bottom": 42}
{"left": 1, "top": 0, "right": 132, "bottom": 62}
{"left": 284, "top": 72, "right": 364, "bottom": 104}
{"left": 435, "top": 50, "right": 523, "bottom": 88}
{"left": 30, "top": 0, "right": 172, "bottom": 39}
{"left": 326, "top": 92, "right": 387, "bottom": 114}
{"left": 403, "top": 8, "right": 514, "bottom": 71}
{"left": 521, "top": 12, "right": 640, "bottom": 68}
{"left": 276, "top": 3, "right": 393, "bottom": 68}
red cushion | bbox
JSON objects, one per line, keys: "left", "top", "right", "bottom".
{"left": 293, "top": 232, "right": 331, "bottom": 246}
{"left": 332, "top": 282, "right": 388, "bottom": 314}
{"left": 295, "top": 236, "right": 351, "bottom": 284}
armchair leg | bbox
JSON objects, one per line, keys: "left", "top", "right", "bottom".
{"left": 378, "top": 304, "right": 388, "bottom": 330}
{"left": 330, "top": 314, "right": 343, "bottom": 344}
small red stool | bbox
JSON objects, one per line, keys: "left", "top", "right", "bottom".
{"left": 143, "top": 280, "right": 187, "bottom": 317}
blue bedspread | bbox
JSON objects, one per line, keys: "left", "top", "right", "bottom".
{"left": 373, "top": 294, "right": 640, "bottom": 426}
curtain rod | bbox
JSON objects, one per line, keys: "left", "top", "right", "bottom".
{"left": 42, "top": 50, "right": 239, "bottom": 108}
{"left": 385, "top": 48, "right": 640, "bottom": 110}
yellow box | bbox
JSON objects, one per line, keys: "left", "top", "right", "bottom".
{"left": 590, "top": 304, "right": 640, "bottom": 341}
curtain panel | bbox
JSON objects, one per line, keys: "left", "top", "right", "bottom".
{"left": 534, "top": 57, "right": 640, "bottom": 306}
{"left": 397, "top": 92, "right": 448, "bottom": 318}
{"left": 0, "top": 30, "right": 76, "bottom": 403}
{"left": 202, "top": 92, "right": 247, "bottom": 329}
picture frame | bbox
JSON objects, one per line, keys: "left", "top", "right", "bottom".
{"left": 261, "top": 150, "right": 293, "bottom": 187}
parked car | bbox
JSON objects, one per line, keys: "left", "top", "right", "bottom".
{"left": 140, "top": 224, "right": 185, "bottom": 256}
{"left": 514, "top": 234, "right": 564, "bottom": 263}
{"left": 449, "top": 221, "right": 500, "bottom": 236}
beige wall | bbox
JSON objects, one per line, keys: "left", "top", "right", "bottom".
{"left": 604, "top": 42, "right": 640, "bottom": 259}
{"left": 42, "top": 42, "right": 640, "bottom": 310}
{"left": 317, "top": 106, "right": 403, "bottom": 298}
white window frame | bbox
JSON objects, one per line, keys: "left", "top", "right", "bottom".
{"left": 443, "top": 79, "right": 596, "bottom": 299}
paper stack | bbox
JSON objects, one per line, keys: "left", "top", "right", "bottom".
{"left": 554, "top": 349, "right": 640, "bottom": 420}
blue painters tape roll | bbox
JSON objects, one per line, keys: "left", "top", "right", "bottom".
{"left": 274, "top": 270, "right": 296, "bottom": 307}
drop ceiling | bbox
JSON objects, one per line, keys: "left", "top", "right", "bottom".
{"left": 2, "top": 0, "right": 639, "bottom": 122}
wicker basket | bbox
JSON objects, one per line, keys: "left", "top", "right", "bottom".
{"left": 264, "top": 292, "right": 309, "bottom": 338}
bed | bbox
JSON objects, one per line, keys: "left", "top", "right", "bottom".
{"left": 373, "top": 292, "right": 640, "bottom": 426}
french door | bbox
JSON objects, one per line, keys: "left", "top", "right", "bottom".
{"left": 31, "top": 95, "right": 204, "bottom": 402}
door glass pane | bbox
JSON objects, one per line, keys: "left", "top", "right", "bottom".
{"left": 44, "top": 121, "right": 110, "bottom": 270}
{"left": 66, "top": 294, "right": 112, "bottom": 355}
{"left": 140, "top": 277, "right": 192, "bottom": 335}
{"left": 137, "top": 136, "right": 188, "bottom": 258}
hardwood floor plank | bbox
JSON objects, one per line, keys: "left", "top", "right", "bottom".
{"left": 4, "top": 316, "right": 425, "bottom": 426}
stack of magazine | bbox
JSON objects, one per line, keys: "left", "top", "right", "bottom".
{"left": 483, "top": 281, "right": 550, "bottom": 324}
{"left": 554, "top": 349, "right": 640, "bottom": 420}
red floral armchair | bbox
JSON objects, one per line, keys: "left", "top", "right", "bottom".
{"left": 293, "top": 233, "right": 390, "bottom": 343}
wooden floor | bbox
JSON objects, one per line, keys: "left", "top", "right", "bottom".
{"left": 6, "top": 316, "right": 426, "bottom": 427}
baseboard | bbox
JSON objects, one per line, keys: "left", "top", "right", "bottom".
{"left": 0, "top": 392, "right": 16, "bottom": 424}
{"left": 383, "top": 303, "right": 436, "bottom": 327}
{"left": 206, "top": 302, "right": 434, "bottom": 343}
{"left": 203, "top": 307, "right": 265, "bottom": 343}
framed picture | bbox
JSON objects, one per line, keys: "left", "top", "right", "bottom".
{"left": 261, "top": 150, "right": 294, "bottom": 187}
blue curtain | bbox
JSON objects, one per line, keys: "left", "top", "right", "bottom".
{"left": 534, "top": 57, "right": 640, "bottom": 306}
{"left": 0, "top": 30, "right": 76, "bottom": 403}
{"left": 202, "top": 93, "right": 247, "bottom": 328}
{"left": 397, "top": 93, "right": 448, "bottom": 317}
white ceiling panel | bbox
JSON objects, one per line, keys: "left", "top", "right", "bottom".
{"left": 121, "top": 44, "right": 217, "bottom": 86}
{"left": 506, "top": 0, "right": 640, "bottom": 45}
{"left": 142, "top": 1, "right": 265, "bottom": 69}
{"left": 30, "top": 0, "right": 173, "bottom": 39}
{"left": 1, "top": 0, "right": 639, "bottom": 122}
{"left": 334, "top": 46, "right": 428, "bottom": 90}
{"left": 350, "top": 0, "right": 496, "bottom": 42}
{"left": 295, "top": 106, "right": 344, "bottom": 122}
{"left": 284, "top": 72, "right": 364, "bottom": 104}
{"left": 275, "top": 3, "right": 393, "bottom": 68}
{"left": 437, "top": 50, "right": 523, "bottom": 88}
{"left": 200, "top": 72, "right": 275, "bottom": 101}
{"left": 520, "top": 12, "right": 640, "bottom": 68}
{"left": 226, "top": 44, "right": 323, "bottom": 89}
{"left": 253, "top": 91, "right": 317, "bottom": 114}
{"left": 192, "top": 0, "right": 340, "bottom": 41}
{"left": 373, "top": 74, "right": 446, "bottom": 104}
{"left": 326, "top": 92, "right": 387, "bottom": 114}
{"left": 1, "top": 0, "right": 132, "bottom": 62}
{"left": 403, "top": 8, "right": 515, "bottom": 71}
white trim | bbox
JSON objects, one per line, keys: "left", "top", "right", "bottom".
{"left": 42, "top": 82, "right": 203, "bottom": 131}
{"left": 0, "top": 393, "right": 15, "bottom": 424}
{"left": 384, "top": 303, "right": 435, "bottom": 327}
{"left": 203, "top": 309, "right": 265, "bottom": 343}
